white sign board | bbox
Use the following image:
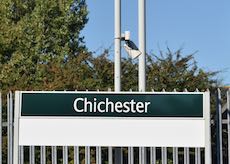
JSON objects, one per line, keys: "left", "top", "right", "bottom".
{"left": 14, "top": 91, "right": 210, "bottom": 148}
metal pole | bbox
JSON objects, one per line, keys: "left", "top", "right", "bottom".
{"left": 85, "top": 146, "right": 90, "bottom": 164}
{"left": 74, "top": 146, "right": 79, "bottom": 164}
{"left": 29, "top": 146, "right": 35, "bottom": 164}
{"left": 205, "top": 91, "right": 212, "bottom": 164}
{"left": 96, "top": 146, "right": 101, "bottom": 164}
{"left": 0, "top": 92, "right": 2, "bottom": 164}
{"left": 13, "top": 92, "right": 20, "bottom": 164}
{"left": 138, "top": 0, "right": 146, "bottom": 163}
{"left": 19, "top": 146, "right": 24, "bottom": 164}
{"left": 216, "top": 89, "right": 223, "bottom": 164}
{"left": 173, "top": 147, "right": 178, "bottom": 164}
{"left": 173, "top": 89, "right": 178, "bottom": 164}
{"left": 195, "top": 89, "right": 201, "bottom": 164}
{"left": 138, "top": 0, "right": 146, "bottom": 92}
{"left": 41, "top": 146, "right": 46, "bottom": 164}
{"left": 195, "top": 148, "right": 201, "bottom": 164}
{"left": 139, "top": 147, "right": 145, "bottom": 164}
{"left": 162, "top": 147, "right": 167, "bottom": 164}
{"left": 109, "top": 147, "right": 113, "bottom": 164}
{"left": 114, "top": 0, "right": 121, "bottom": 92}
{"left": 114, "top": 0, "right": 122, "bottom": 163}
{"left": 227, "top": 89, "right": 230, "bottom": 164}
{"left": 128, "top": 147, "right": 133, "bottom": 164}
{"left": 184, "top": 148, "right": 189, "bottom": 164}
{"left": 8, "top": 92, "right": 13, "bottom": 164}
{"left": 52, "top": 146, "right": 57, "bottom": 164}
{"left": 7, "top": 93, "right": 10, "bottom": 164}
{"left": 63, "top": 146, "right": 68, "bottom": 164}
{"left": 150, "top": 147, "right": 156, "bottom": 164}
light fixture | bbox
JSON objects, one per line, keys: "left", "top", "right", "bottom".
{"left": 121, "top": 31, "right": 142, "bottom": 59}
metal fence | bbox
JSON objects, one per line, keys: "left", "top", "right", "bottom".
{"left": 0, "top": 89, "right": 229, "bottom": 164}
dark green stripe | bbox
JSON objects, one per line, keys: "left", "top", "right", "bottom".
{"left": 21, "top": 93, "right": 203, "bottom": 117}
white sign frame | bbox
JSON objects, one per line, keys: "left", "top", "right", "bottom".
{"left": 13, "top": 91, "right": 211, "bottom": 164}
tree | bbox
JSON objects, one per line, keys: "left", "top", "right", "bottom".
{"left": 0, "top": 0, "right": 88, "bottom": 91}
{"left": 75, "top": 48, "right": 218, "bottom": 92}
{"left": 146, "top": 48, "right": 219, "bottom": 91}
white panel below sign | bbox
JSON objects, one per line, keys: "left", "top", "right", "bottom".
{"left": 19, "top": 118, "right": 205, "bottom": 147}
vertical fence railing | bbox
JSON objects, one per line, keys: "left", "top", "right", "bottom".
{"left": 85, "top": 146, "right": 90, "bottom": 164}
{"left": 0, "top": 93, "right": 2, "bottom": 164}
{"left": 96, "top": 89, "right": 102, "bottom": 164}
{"left": 150, "top": 147, "right": 156, "bottom": 164}
{"left": 216, "top": 88, "right": 223, "bottom": 164}
{"left": 63, "top": 146, "right": 68, "bottom": 164}
{"left": 108, "top": 88, "right": 113, "bottom": 164}
{"left": 7, "top": 92, "right": 13, "bottom": 164}
{"left": 19, "top": 146, "right": 24, "bottom": 164}
{"left": 96, "top": 146, "right": 101, "bottom": 164}
{"left": 128, "top": 89, "right": 133, "bottom": 164}
{"left": 194, "top": 89, "right": 201, "bottom": 164}
{"left": 74, "top": 146, "right": 79, "bottom": 164}
{"left": 173, "top": 89, "right": 179, "bottom": 164}
{"left": 41, "top": 146, "right": 46, "bottom": 164}
{"left": 29, "top": 146, "right": 35, "bottom": 164}
{"left": 51, "top": 146, "right": 57, "bottom": 164}
{"left": 227, "top": 89, "right": 230, "bottom": 164}
{"left": 1, "top": 89, "right": 230, "bottom": 163}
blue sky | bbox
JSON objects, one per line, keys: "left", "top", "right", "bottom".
{"left": 81, "top": 0, "right": 230, "bottom": 85}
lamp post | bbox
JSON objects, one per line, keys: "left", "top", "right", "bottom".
{"left": 138, "top": 0, "right": 146, "bottom": 163}
{"left": 114, "top": 0, "right": 121, "bottom": 92}
{"left": 114, "top": 0, "right": 122, "bottom": 163}
{"left": 114, "top": 0, "right": 146, "bottom": 163}
{"left": 138, "top": 0, "right": 146, "bottom": 92}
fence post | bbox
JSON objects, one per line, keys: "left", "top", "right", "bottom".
{"left": 216, "top": 89, "right": 223, "bottom": 164}
{"left": 227, "top": 89, "right": 230, "bottom": 164}
{"left": 8, "top": 92, "right": 13, "bottom": 164}
{"left": 51, "top": 146, "right": 57, "bottom": 164}
{"left": 195, "top": 148, "right": 201, "bottom": 164}
{"left": 19, "top": 146, "right": 24, "bottom": 164}
{"left": 162, "top": 147, "right": 167, "bottom": 164}
{"left": 128, "top": 89, "right": 134, "bottom": 164}
{"left": 150, "top": 147, "right": 156, "bottom": 164}
{"left": 13, "top": 91, "right": 20, "bottom": 164}
{"left": 205, "top": 90, "right": 212, "bottom": 164}
{"left": 173, "top": 147, "right": 178, "bottom": 164}
{"left": 85, "top": 146, "right": 90, "bottom": 164}
{"left": 63, "top": 146, "right": 68, "bottom": 164}
{"left": 108, "top": 88, "right": 113, "bottom": 164}
{"left": 139, "top": 147, "right": 145, "bottom": 164}
{"left": 41, "top": 146, "right": 46, "bottom": 164}
{"left": 0, "top": 93, "right": 2, "bottom": 164}
{"left": 173, "top": 89, "right": 178, "bottom": 164}
{"left": 183, "top": 89, "right": 189, "bottom": 164}
{"left": 184, "top": 148, "right": 189, "bottom": 164}
{"left": 29, "top": 146, "right": 35, "bottom": 164}
{"left": 74, "top": 146, "right": 79, "bottom": 164}
{"left": 96, "top": 146, "right": 101, "bottom": 164}
{"left": 128, "top": 147, "right": 133, "bottom": 164}
{"left": 109, "top": 146, "right": 113, "bottom": 164}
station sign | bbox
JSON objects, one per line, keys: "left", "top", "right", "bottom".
{"left": 14, "top": 91, "right": 210, "bottom": 149}
{"left": 21, "top": 92, "right": 203, "bottom": 117}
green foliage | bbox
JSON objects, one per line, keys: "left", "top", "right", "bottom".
{"left": 146, "top": 48, "right": 219, "bottom": 91}
{"left": 0, "top": 0, "right": 88, "bottom": 91}
{"left": 120, "top": 48, "right": 219, "bottom": 91}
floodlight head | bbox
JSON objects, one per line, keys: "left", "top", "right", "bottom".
{"left": 125, "top": 40, "right": 138, "bottom": 50}
{"left": 121, "top": 31, "right": 141, "bottom": 59}
{"left": 124, "top": 42, "right": 142, "bottom": 59}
